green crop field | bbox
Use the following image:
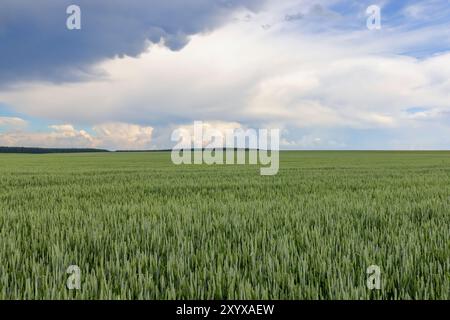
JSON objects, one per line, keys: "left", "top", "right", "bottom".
{"left": 0, "top": 151, "right": 449, "bottom": 299}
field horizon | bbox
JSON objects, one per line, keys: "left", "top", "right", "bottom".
{"left": 2, "top": 147, "right": 450, "bottom": 154}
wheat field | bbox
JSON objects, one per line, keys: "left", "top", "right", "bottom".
{"left": 0, "top": 151, "right": 449, "bottom": 299}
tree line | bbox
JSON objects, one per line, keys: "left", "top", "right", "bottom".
{"left": 0, "top": 147, "right": 109, "bottom": 154}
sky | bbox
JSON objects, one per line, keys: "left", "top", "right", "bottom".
{"left": 0, "top": 0, "right": 450, "bottom": 150}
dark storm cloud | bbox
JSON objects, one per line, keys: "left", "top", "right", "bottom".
{"left": 0, "top": 0, "right": 264, "bottom": 86}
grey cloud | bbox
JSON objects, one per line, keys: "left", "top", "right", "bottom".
{"left": 284, "top": 12, "right": 304, "bottom": 22}
{"left": 0, "top": 0, "right": 265, "bottom": 86}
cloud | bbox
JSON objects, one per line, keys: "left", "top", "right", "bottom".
{"left": 0, "top": 0, "right": 266, "bottom": 86}
{"left": 0, "top": 120, "right": 154, "bottom": 150}
{"left": 0, "top": 116, "right": 28, "bottom": 129}
{"left": 93, "top": 122, "right": 154, "bottom": 150}
{"left": 171, "top": 121, "right": 243, "bottom": 148}
{"left": 3, "top": 19, "right": 449, "bottom": 132}
{"left": 281, "top": 135, "right": 345, "bottom": 149}
{"left": 0, "top": 123, "right": 95, "bottom": 148}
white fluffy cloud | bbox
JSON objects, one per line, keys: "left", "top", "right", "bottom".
{"left": 172, "top": 121, "right": 243, "bottom": 148}
{"left": 0, "top": 124, "right": 94, "bottom": 148}
{"left": 0, "top": 116, "right": 28, "bottom": 128}
{"left": 0, "top": 120, "right": 153, "bottom": 150}
{"left": 93, "top": 122, "right": 154, "bottom": 150}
